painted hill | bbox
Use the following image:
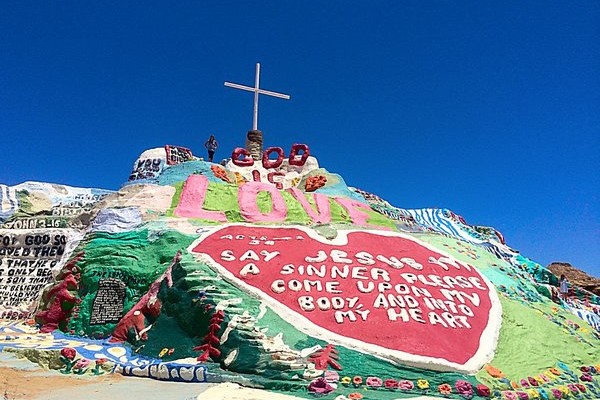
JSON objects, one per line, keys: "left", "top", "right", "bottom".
{"left": 1, "top": 144, "right": 599, "bottom": 400}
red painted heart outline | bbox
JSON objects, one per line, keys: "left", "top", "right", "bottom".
{"left": 189, "top": 224, "right": 501, "bottom": 373}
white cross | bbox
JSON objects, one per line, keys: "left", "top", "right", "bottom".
{"left": 224, "top": 63, "right": 290, "bottom": 131}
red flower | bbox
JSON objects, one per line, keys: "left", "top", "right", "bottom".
{"left": 527, "top": 376, "right": 539, "bottom": 387}
{"left": 476, "top": 384, "right": 491, "bottom": 397}
{"left": 384, "top": 379, "right": 399, "bottom": 390}
{"left": 581, "top": 373, "right": 593, "bottom": 382}
{"left": 60, "top": 347, "right": 76, "bottom": 361}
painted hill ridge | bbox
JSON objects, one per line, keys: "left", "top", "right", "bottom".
{"left": 0, "top": 144, "right": 599, "bottom": 400}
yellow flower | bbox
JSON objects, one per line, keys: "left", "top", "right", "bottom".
{"left": 341, "top": 376, "right": 351, "bottom": 385}
{"left": 527, "top": 389, "right": 540, "bottom": 398}
{"left": 417, "top": 379, "right": 429, "bottom": 390}
{"left": 558, "top": 385, "right": 569, "bottom": 395}
{"left": 158, "top": 348, "right": 169, "bottom": 358}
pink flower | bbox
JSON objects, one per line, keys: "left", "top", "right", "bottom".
{"left": 366, "top": 376, "right": 382, "bottom": 388}
{"left": 324, "top": 370, "right": 339, "bottom": 383}
{"left": 520, "top": 379, "right": 530, "bottom": 388}
{"left": 551, "top": 389, "right": 562, "bottom": 399}
{"left": 399, "top": 380, "right": 414, "bottom": 390}
{"left": 575, "top": 383, "right": 586, "bottom": 393}
{"left": 516, "top": 391, "right": 529, "bottom": 400}
{"left": 307, "top": 377, "right": 335, "bottom": 395}
{"left": 384, "top": 379, "right": 399, "bottom": 390}
{"left": 476, "top": 384, "right": 491, "bottom": 397}
{"left": 455, "top": 380, "right": 474, "bottom": 397}
{"left": 502, "top": 391, "right": 517, "bottom": 400}
{"left": 60, "top": 347, "right": 77, "bottom": 361}
{"left": 74, "top": 358, "right": 90, "bottom": 369}
{"left": 567, "top": 384, "right": 578, "bottom": 393}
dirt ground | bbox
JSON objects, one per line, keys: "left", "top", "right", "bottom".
{"left": 0, "top": 365, "right": 121, "bottom": 399}
{"left": 0, "top": 354, "right": 207, "bottom": 400}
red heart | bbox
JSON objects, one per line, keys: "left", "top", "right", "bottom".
{"left": 190, "top": 225, "right": 501, "bottom": 373}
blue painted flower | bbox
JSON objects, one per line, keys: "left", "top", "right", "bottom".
{"left": 557, "top": 362, "right": 570, "bottom": 372}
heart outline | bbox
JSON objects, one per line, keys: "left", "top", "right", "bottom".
{"left": 188, "top": 224, "right": 502, "bottom": 374}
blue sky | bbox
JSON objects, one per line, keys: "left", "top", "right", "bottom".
{"left": 1, "top": 2, "right": 598, "bottom": 276}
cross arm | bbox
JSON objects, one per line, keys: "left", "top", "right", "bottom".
{"left": 224, "top": 82, "right": 255, "bottom": 92}
{"left": 257, "top": 89, "right": 290, "bottom": 100}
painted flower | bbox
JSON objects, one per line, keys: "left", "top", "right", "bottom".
{"left": 540, "top": 374, "right": 551, "bottom": 383}
{"left": 438, "top": 383, "right": 452, "bottom": 396}
{"left": 348, "top": 393, "right": 363, "bottom": 400}
{"left": 417, "top": 379, "right": 430, "bottom": 390}
{"left": 580, "top": 373, "right": 593, "bottom": 382}
{"left": 503, "top": 391, "right": 517, "bottom": 400}
{"left": 580, "top": 366, "right": 590, "bottom": 373}
{"left": 366, "top": 376, "right": 382, "bottom": 388}
{"left": 538, "top": 389, "right": 549, "bottom": 400}
{"left": 574, "top": 383, "right": 585, "bottom": 393}
{"left": 550, "top": 389, "right": 562, "bottom": 399}
{"left": 476, "top": 384, "right": 491, "bottom": 397}
{"left": 74, "top": 358, "right": 90, "bottom": 369}
{"left": 527, "top": 389, "right": 540, "bottom": 399}
{"left": 341, "top": 376, "right": 351, "bottom": 386}
{"left": 512, "top": 381, "right": 521, "bottom": 390}
{"left": 352, "top": 376, "right": 362, "bottom": 386}
{"left": 516, "top": 391, "right": 529, "bottom": 400}
{"left": 399, "top": 380, "right": 414, "bottom": 390}
{"left": 455, "top": 380, "right": 474, "bottom": 397}
{"left": 520, "top": 379, "right": 530, "bottom": 388}
{"left": 557, "top": 362, "right": 570, "bottom": 372}
{"left": 324, "top": 370, "right": 339, "bottom": 383}
{"left": 384, "top": 379, "right": 399, "bottom": 390}
{"left": 95, "top": 358, "right": 107, "bottom": 365}
{"left": 533, "top": 376, "right": 545, "bottom": 385}
{"left": 557, "top": 386, "right": 569, "bottom": 396}
{"left": 528, "top": 377, "right": 539, "bottom": 387}
{"left": 567, "top": 384, "right": 578, "bottom": 394}
{"left": 308, "top": 377, "right": 335, "bottom": 395}
{"left": 60, "top": 347, "right": 77, "bottom": 361}
{"left": 549, "top": 368, "right": 561, "bottom": 377}
{"left": 590, "top": 366, "right": 597, "bottom": 374}
{"left": 158, "top": 348, "right": 169, "bottom": 358}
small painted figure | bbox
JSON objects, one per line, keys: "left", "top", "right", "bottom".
{"left": 204, "top": 135, "right": 218, "bottom": 162}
